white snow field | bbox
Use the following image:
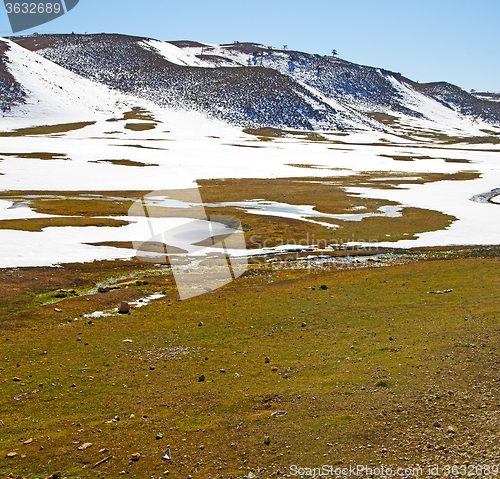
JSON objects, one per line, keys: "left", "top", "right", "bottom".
{"left": 1, "top": 37, "right": 499, "bottom": 267}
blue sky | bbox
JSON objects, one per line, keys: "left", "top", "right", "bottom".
{"left": 1, "top": 0, "right": 498, "bottom": 92}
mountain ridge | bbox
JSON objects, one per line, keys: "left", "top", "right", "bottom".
{"left": 3, "top": 33, "right": 500, "bottom": 133}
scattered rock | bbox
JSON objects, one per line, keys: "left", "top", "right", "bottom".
{"left": 200, "top": 444, "right": 205, "bottom": 450}
{"left": 264, "top": 356, "right": 270, "bottom": 363}
{"left": 301, "top": 322, "right": 307, "bottom": 327}
{"left": 6, "top": 451, "right": 17, "bottom": 458}
{"left": 118, "top": 301, "right": 130, "bottom": 314}
{"left": 12, "top": 377, "right": 22, "bottom": 382}
{"left": 156, "top": 433, "right": 163, "bottom": 440}
{"left": 433, "top": 421, "right": 442, "bottom": 428}
{"left": 54, "top": 308, "right": 62, "bottom": 312}
{"left": 98, "top": 286, "right": 110, "bottom": 293}
{"left": 220, "top": 369, "right": 226, "bottom": 373}
{"left": 99, "top": 448, "right": 109, "bottom": 453}
{"left": 50, "top": 473, "right": 62, "bottom": 479}
{"left": 264, "top": 436, "right": 271, "bottom": 445}
{"left": 122, "top": 339, "right": 133, "bottom": 343}
{"left": 447, "top": 426, "right": 456, "bottom": 434}
{"left": 23, "top": 438, "right": 33, "bottom": 445}
{"left": 77, "top": 442, "right": 92, "bottom": 451}
{"left": 271, "top": 411, "right": 287, "bottom": 417}
{"left": 271, "top": 366, "right": 278, "bottom": 371}
{"left": 131, "top": 452, "right": 141, "bottom": 461}
{"left": 162, "top": 449, "right": 171, "bottom": 460}
{"left": 319, "top": 284, "right": 328, "bottom": 290}
{"left": 53, "top": 291, "right": 68, "bottom": 298}
{"left": 198, "top": 374, "right": 205, "bottom": 382}
{"left": 198, "top": 322, "right": 203, "bottom": 326}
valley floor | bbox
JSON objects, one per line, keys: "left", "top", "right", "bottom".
{"left": 0, "top": 109, "right": 499, "bottom": 478}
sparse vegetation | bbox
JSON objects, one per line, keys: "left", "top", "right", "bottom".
{"left": 0, "top": 254, "right": 499, "bottom": 477}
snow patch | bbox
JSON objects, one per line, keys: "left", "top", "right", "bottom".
{"left": 143, "top": 40, "right": 214, "bottom": 68}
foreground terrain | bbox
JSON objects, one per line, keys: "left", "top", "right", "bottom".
{"left": 0, "top": 250, "right": 499, "bottom": 478}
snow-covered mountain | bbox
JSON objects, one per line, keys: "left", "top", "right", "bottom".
{"left": 3, "top": 33, "right": 500, "bottom": 133}
{"left": 0, "top": 37, "right": 133, "bottom": 125}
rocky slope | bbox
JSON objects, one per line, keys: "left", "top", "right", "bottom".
{"left": 0, "top": 40, "right": 26, "bottom": 113}
{"left": 5, "top": 33, "right": 500, "bottom": 131}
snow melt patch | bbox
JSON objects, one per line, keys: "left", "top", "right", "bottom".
{"left": 0, "top": 199, "right": 55, "bottom": 220}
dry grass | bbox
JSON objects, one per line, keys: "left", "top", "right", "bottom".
{"left": 89, "top": 159, "right": 159, "bottom": 167}
{"left": 0, "top": 152, "right": 68, "bottom": 160}
{"left": 0, "top": 122, "right": 95, "bottom": 137}
{"left": 124, "top": 123, "right": 157, "bottom": 132}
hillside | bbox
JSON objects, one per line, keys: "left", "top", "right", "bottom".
{"left": 0, "top": 40, "right": 26, "bottom": 113}
{"left": 9, "top": 34, "right": 370, "bottom": 131}
{"left": 474, "top": 91, "right": 500, "bottom": 103}
{"left": 0, "top": 37, "right": 131, "bottom": 124}
{"left": 4, "top": 33, "right": 500, "bottom": 132}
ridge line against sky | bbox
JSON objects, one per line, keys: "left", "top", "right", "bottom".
{"left": 0, "top": 0, "right": 498, "bottom": 92}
